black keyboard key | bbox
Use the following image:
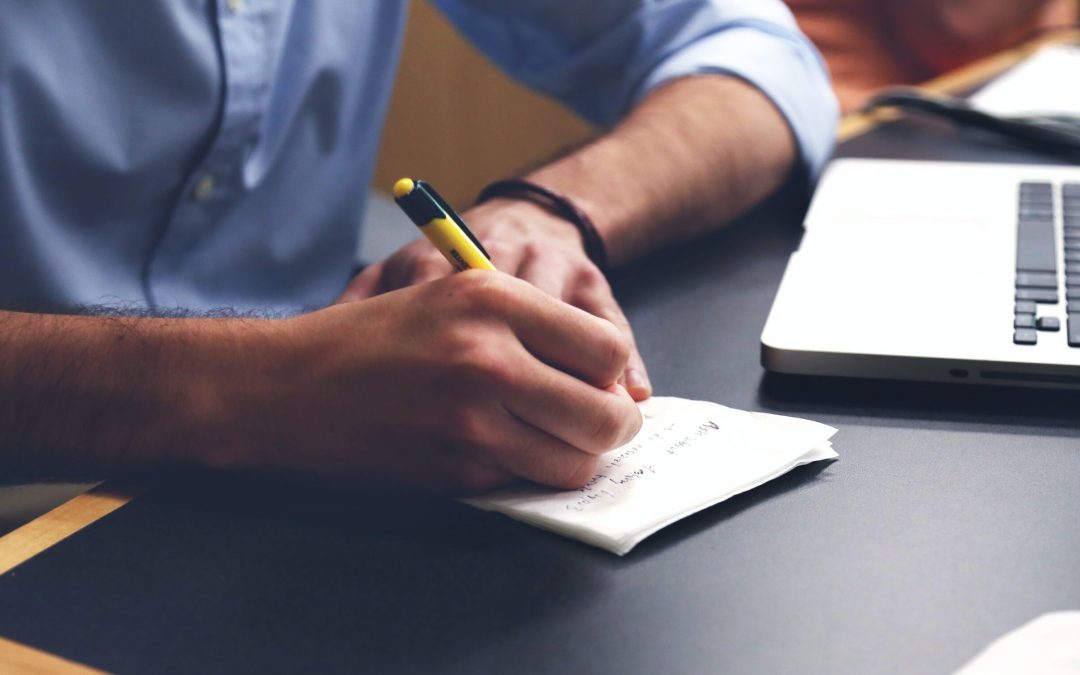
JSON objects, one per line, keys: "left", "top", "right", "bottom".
{"left": 1070, "top": 317, "right": 1080, "bottom": 347}
{"left": 1066, "top": 252, "right": 1080, "bottom": 263}
{"left": 1015, "top": 314, "right": 1036, "bottom": 328}
{"left": 1020, "top": 181, "right": 1053, "bottom": 193}
{"left": 1067, "top": 277, "right": 1080, "bottom": 288}
{"left": 1017, "top": 221, "right": 1058, "bottom": 272}
{"left": 1014, "top": 327, "right": 1038, "bottom": 345}
{"left": 1037, "top": 316, "right": 1061, "bottom": 331}
{"left": 1068, "top": 263, "right": 1080, "bottom": 275}
{"left": 1017, "top": 288, "right": 1058, "bottom": 303}
{"left": 1013, "top": 327, "right": 1038, "bottom": 345}
{"left": 1069, "top": 288, "right": 1080, "bottom": 301}
{"left": 1015, "top": 300, "right": 1037, "bottom": 314}
{"left": 1016, "top": 271, "right": 1058, "bottom": 288}
{"left": 1063, "top": 183, "right": 1080, "bottom": 197}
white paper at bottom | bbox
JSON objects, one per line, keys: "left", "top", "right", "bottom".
{"left": 463, "top": 397, "right": 838, "bottom": 555}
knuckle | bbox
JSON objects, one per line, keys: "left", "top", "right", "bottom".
{"left": 575, "top": 264, "right": 608, "bottom": 291}
{"left": 449, "top": 269, "right": 512, "bottom": 310}
{"left": 413, "top": 255, "right": 452, "bottom": 279}
{"left": 599, "top": 322, "right": 632, "bottom": 373}
{"left": 448, "top": 337, "right": 515, "bottom": 390}
{"left": 588, "top": 404, "right": 628, "bottom": 451}
{"left": 484, "top": 239, "right": 514, "bottom": 263}
{"left": 445, "top": 405, "right": 488, "bottom": 448}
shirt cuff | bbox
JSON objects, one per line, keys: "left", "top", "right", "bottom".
{"left": 635, "top": 24, "right": 839, "bottom": 182}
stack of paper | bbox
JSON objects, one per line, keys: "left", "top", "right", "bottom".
{"left": 464, "top": 396, "right": 837, "bottom": 555}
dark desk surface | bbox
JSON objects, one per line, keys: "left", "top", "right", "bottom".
{"left": 2, "top": 118, "right": 1080, "bottom": 674}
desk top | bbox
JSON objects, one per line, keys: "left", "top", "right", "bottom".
{"left": 2, "top": 43, "right": 1080, "bottom": 675}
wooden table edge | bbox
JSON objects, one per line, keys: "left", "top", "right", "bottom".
{"left": 0, "top": 482, "right": 137, "bottom": 577}
{"left": 0, "top": 636, "right": 107, "bottom": 674}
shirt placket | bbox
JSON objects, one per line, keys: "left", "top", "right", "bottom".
{"left": 144, "top": 0, "right": 275, "bottom": 308}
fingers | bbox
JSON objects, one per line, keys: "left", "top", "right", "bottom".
{"left": 380, "top": 245, "right": 449, "bottom": 291}
{"left": 337, "top": 262, "right": 385, "bottom": 303}
{"left": 567, "top": 270, "right": 652, "bottom": 401}
{"left": 467, "top": 403, "right": 617, "bottom": 489}
{"left": 501, "top": 361, "right": 642, "bottom": 456}
{"left": 500, "top": 280, "right": 631, "bottom": 389}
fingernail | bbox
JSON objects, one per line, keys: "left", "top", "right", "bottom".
{"left": 624, "top": 368, "right": 651, "bottom": 396}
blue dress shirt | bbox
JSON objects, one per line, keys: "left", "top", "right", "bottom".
{"left": 0, "top": 0, "right": 836, "bottom": 314}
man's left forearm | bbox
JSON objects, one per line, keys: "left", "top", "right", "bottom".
{"left": 524, "top": 75, "right": 797, "bottom": 267}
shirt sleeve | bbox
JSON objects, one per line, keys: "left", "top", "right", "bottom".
{"left": 431, "top": 0, "right": 839, "bottom": 180}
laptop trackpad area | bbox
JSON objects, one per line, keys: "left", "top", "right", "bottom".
{"left": 765, "top": 219, "right": 1007, "bottom": 359}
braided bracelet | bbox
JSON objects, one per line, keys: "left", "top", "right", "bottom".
{"left": 475, "top": 179, "right": 609, "bottom": 274}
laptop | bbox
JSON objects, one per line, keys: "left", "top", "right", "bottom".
{"left": 761, "top": 158, "right": 1080, "bottom": 389}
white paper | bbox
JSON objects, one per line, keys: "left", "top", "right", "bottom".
{"left": 970, "top": 45, "right": 1080, "bottom": 118}
{"left": 954, "top": 612, "right": 1080, "bottom": 675}
{"left": 463, "top": 396, "right": 837, "bottom": 555}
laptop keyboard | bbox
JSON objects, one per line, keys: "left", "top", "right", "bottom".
{"left": 1014, "top": 181, "right": 1080, "bottom": 347}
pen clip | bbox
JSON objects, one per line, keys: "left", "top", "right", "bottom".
{"left": 416, "top": 180, "right": 492, "bottom": 261}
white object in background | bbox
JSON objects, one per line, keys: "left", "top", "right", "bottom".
{"left": 970, "top": 45, "right": 1080, "bottom": 118}
{"left": 464, "top": 396, "right": 837, "bottom": 555}
{"left": 954, "top": 612, "right": 1080, "bottom": 675}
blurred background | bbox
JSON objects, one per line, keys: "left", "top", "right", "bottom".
{"left": 373, "top": 0, "right": 1079, "bottom": 209}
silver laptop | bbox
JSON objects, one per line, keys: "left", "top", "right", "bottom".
{"left": 761, "top": 158, "right": 1080, "bottom": 389}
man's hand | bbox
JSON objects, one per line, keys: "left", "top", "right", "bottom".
{"left": 339, "top": 198, "right": 652, "bottom": 401}
{"left": 228, "top": 271, "right": 642, "bottom": 494}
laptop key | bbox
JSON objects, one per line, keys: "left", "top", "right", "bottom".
{"left": 1016, "top": 271, "right": 1058, "bottom": 288}
{"left": 1070, "top": 317, "right": 1080, "bottom": 347}
{"left": 1037, "top": 316, "right": 1061, "bottom": 331}
{"left": 1067, "top": 252, "right": 1080, "bottom": 263}
{"left": 1015, "top": 314, "right": 1036, "bottom": 329}
{"left": 1016, "top": 288, "right": 1058, "bottom": 303}
{"left": 1016, "top": 221, "right": 1058, "bottom": 272}
{"left": 1032, "top": 315, "right": 1058, "bottom": 332}
{"left": 1014, "top": 328, "right": 1038, "bottom": 345}
{"left": 1015, "top": 300, "right": 1037, "bottom": 314}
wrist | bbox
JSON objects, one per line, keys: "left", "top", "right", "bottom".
{"left": 170, "top": 317, "right": 292, "bottom": 473}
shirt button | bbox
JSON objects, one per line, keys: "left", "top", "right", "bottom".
{"left": 226, "top": 0, "right": 244, "bottom": 12}
{"left": 192, "top": 174, "right": 215, "bottom": 201}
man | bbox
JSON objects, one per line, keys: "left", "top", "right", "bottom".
{"left": 0, "top": 2, "right": 836, "bottom": 493}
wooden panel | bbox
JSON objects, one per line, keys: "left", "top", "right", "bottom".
{"left": 0, "top": 483, "right": 135, "bottom": 577}
{"left": 372, "top": 1, "right": 595, "bottom": 209}
{"left": 0, "top": 636, "right": 104, "bottom": 674}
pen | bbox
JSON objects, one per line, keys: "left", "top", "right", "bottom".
{"left": 392, "top": 178, "right": 497, "bottom": 272}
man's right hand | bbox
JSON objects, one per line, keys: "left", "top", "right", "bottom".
{"left": 213, "top": 271, "right": 642, "bottom": 494}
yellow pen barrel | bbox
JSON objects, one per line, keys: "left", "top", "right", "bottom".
{"left": 419, "top": 217, "right": 497, "bottom": 272}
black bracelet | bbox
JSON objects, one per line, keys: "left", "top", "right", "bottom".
{"left": 475, "top": 179, "right": 609, "bottom": 273}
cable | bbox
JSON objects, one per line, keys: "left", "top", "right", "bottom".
{"left": 863, "top": 88, "right": 1080, "bottom": 160}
